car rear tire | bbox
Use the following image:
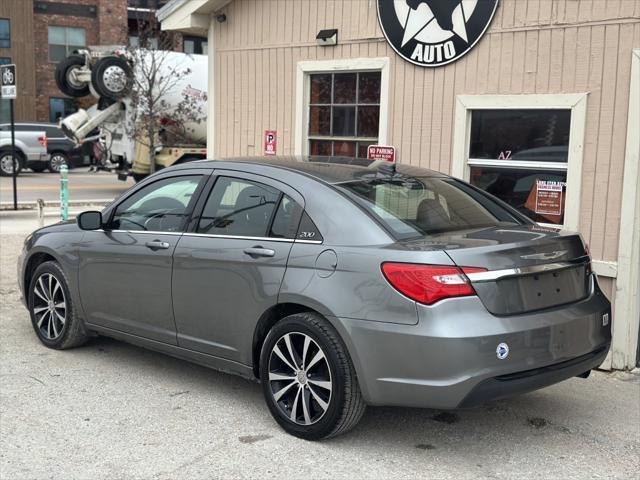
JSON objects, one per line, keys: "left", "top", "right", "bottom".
{"left": 0, "top": 150, "right": 23, "bottom": 177}
{"left": 28, "top": 261, "right": 89, "bottom": 350}
{"left": 48, "top": 152, "right": 69, "bottom": 173}
{"left": 55, "top": 55, "right": 90, "bottom": 98}
{"left": 259, "top": 312, "right": 366, "bottom": 440}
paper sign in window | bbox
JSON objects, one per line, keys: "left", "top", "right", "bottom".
{"left": 534, "top": 180, "right": 563, "bottom": 216}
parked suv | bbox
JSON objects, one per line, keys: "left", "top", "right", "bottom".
{"left": 0, "top": 123, "right": 91, "bottom": 174}
{"left": 0, "top": 125, "right": 49, "bottom": 177}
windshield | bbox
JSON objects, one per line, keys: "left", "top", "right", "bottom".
{"left": 335, "top": 175, "right": 523, "bottom": 239}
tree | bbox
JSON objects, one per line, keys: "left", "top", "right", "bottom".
{"left": 123, "top": 9, "right": 205, "bottom": 174}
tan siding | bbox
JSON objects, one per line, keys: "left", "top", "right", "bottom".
{"left": 213, "top": 0, "right": 640, "bottom": 268}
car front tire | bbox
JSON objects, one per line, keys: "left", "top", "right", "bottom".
{"left": 28, "top": 261, "right": 89, "bottom": 350}
{"left": 260, "top": 312, "right": 366, "bottom": 440}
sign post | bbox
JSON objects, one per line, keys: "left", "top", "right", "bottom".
{"left": 60, "top": 164, "right": 69, "bottom": 221}
{"left": 1, "top": 64, "right": 18, "bottom": 210}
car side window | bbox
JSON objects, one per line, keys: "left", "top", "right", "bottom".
{"left": 198, "top": 176, "right": 280, "bottom": 237}
{"left": 270, "top": 195, "right": 303, "bottom": 239}
{"left": 109, "top": 176, "right": 202, "bottom": 232}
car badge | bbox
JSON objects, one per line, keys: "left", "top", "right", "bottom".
{"left": 496, "top": 342, "right": 509, "bottom": 360}
{"left": 520, "top": 250, "right": 568, "bottom": 261}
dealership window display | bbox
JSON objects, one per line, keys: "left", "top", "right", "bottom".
{"left": 467, "top": 109, "right": 571, "bottom": 225}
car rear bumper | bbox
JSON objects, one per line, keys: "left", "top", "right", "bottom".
{"left": 330, "top": 273, "right": 611, "bottom": 409}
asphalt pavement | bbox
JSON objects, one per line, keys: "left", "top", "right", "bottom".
{"left": 0, "top": 229, "right": 639, "bottom": 479}
{"left": 0, "top": 167, "right": 132, "bottom": 204}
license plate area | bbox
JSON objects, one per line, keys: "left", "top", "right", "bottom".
{"left": 496, "top": 265, "right": 588, "bottom": 314}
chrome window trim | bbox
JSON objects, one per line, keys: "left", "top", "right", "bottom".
{"left": 94, "top": 229, "right": 183, "bottom": 236}
{"left": 183, "top": 233, "right": 324, "bottom": 244}
{"left": 183, "top": 233, "right": 294, "bottom": 243}
{"left": 465, "top": 260, "right": 588, "bottom": 283}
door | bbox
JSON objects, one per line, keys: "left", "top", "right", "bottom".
{"left": 172, "top": 172, "right": 304, "bottom": 363}
{"left": 78, "top": 173, "right": 207, "bottom": 344}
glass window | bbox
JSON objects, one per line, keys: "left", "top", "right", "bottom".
{"left": 183, "top": 36, "right": 207, "bottom": 55}
{"left": 198, "top": 177, "right": 280, "bottom": 237}
{"left": 467, "top": 109, "right": 571, "bottom": 226}
{"left": 336, "top": 176, "right": 521, "bottom": 240}
{"left": 470, "top": 110, "right": 571, "bottom": 162}
{"left": 49, "top": 98, "right": 76, "bottom": 123}
{"left": 109, "top": 176, "right": 202, "bottom": 232}
{"left": 270, "top": 195, "right": 303, "bottom": 239}
{"left": 470, "top": 167, "right": 566, "bottom": 225}
{"left": 0, "top": 19, "right": 9, "bottom": 48}
{"left": 308, "top": 71, "right": 381, "bottom": 158}
{"left": 48, "top": 26, "right": 86, "bottom": 62}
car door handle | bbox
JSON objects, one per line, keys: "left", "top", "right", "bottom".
{"left": 243, "top": 246, "right": 275, "bottom": 258}
{"left": 145, "top": 240, "right": 170, "bottom": 250}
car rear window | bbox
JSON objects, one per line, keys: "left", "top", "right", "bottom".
{"left": 335, "top": 175, "right": 522, "bottom": 239}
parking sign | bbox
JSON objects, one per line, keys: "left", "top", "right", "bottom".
{"left": 1, "top": 64, "right": 17, "bottom": 99}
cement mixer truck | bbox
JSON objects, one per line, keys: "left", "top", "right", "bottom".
{"left": 55, "top": 47, "right": 207, "bottom": 181}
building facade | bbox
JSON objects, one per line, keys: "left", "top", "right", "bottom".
{"left": 160, "top": 0, "right": 640, "bottom": 370}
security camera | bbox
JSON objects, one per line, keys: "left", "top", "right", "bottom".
{"left": 216, "top": 14, "right": 227, "bottom": 23}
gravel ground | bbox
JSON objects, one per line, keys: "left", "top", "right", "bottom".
{"left": 1, "top": 230, "right": 639, "bottom": 480}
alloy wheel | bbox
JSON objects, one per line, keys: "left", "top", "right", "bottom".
{"left": 49, "top": 154, "right": 67, "bottom": 173}
{"left": 268, "top": 332, "right": 333, "bottom": 425}
{"left": 32, "top": 273, "right": 67, "bottom": 340}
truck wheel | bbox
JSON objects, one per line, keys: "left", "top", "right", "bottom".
{"left": 0, "top": 150, "right": 23, "bottom": 177}
{"left": 91, "top": 56, "right": 132, "bottom": 100}
{"left": 55, "top": 55, "right": 90, "bottom": 98}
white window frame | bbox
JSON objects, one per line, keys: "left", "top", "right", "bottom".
{"left": 294, "top": 57, "right": 390, "bottom": 156}
{"left": 452, "top": 93, "right": 588, "bottom": 232}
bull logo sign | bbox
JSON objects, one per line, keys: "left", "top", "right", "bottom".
{"left": 377, "top": 0, "right": 499, "bottom": 67}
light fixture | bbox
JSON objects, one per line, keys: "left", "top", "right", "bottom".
{"left": 216, "top": 13, "right": 227, "bottom": 23}
{"left": 316, "top": 29, "right": 338, "bottom": 46}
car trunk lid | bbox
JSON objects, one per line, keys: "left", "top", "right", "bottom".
{"left": 398, "top": 224, "right": 591, "bottom": 315}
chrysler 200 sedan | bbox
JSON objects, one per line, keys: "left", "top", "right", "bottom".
{"left": 18, "top": 157, "right": 611, "bottom": 440}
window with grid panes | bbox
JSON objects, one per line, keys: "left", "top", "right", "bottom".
{"left": 308, "top": 72, "right": 381, "bottom": 158}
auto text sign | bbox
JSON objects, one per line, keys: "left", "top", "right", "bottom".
{"left": 1, "top": 64, "right": 17, "bottom": 99}
{"left": 367, "top": 145, "right": 396, "bottom": 162}
{"left": 264, "top": 130, "right": 277, "bottom": 156}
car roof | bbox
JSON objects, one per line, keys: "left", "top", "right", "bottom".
{"left": 186, "top": 156, "right": 448, "bottom": 185}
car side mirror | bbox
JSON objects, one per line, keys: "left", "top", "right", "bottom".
{"left": 77, "top": 211, "right": 103, "bottom": 230}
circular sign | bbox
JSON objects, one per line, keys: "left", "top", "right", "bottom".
{"left": 377, "top": 0, "right": 499, "bottom": 67}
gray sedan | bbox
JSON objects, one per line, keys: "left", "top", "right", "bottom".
{"left": 18, "top": 157, "right": 611, "bottom": 440}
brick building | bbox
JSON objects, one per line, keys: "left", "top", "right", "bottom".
{"left": 1, "top": 0, "right": 202, "bottom": 123}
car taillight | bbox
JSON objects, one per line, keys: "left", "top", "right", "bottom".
{"left": 38, "top": 135, "right": 48, "bottom": 148}
{"left": 381, "top": 263, "right": 487, "bottom": 305}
